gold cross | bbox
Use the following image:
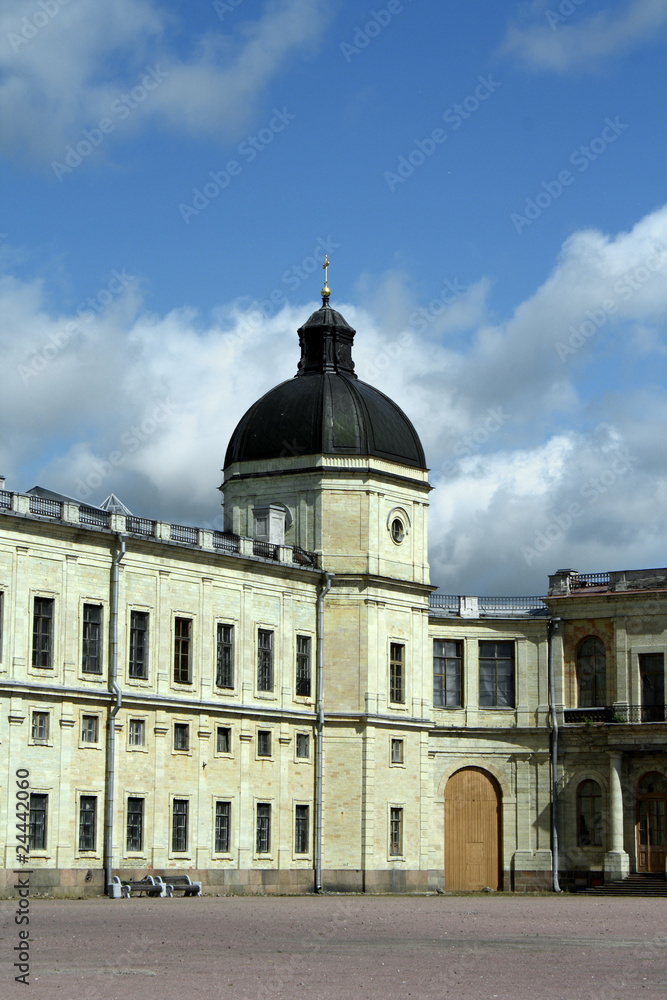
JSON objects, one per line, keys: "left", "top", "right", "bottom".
{"left": 321, "top": 255, "right": 330, "bottom": 299}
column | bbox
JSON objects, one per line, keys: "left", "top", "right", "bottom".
{"left": 604, "top": 751, "right": 629, "bottom": 881}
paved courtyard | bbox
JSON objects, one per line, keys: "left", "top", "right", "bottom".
{"left": 1, "top": 894, "right": 666, "bottom": 1000}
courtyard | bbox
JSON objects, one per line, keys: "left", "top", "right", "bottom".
{"left": 1, "top": 894, "right": 665, "bottom": 1000}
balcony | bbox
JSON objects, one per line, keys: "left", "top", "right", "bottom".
{"left": 564, "top": 705, "right": 667, "bottom": 724}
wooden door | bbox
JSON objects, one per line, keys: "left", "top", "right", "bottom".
{"left": 636, "top": 772, "right": 667, "bottom": 873}
{"left": 444, "top": 767, "right": 501, "bottom": 891}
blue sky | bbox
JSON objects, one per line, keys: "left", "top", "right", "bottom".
{"left": 1, "top": 0, "right": 666, "bottom": 594}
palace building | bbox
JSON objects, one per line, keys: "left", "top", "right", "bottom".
{"left": 1, "top": 269, "right": 666, "bottom": 896}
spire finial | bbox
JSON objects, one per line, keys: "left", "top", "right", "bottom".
{"left": 321, "top": 254, "right": 330, "bottom": 304}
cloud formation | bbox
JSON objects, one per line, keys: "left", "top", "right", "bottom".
{"left": 1, "top": 206, "right": 666, "bottom": 593}
{"left": 500, "top": 0, "right": 667, "bottom": 73}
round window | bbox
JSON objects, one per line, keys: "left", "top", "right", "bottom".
{"left": 391, "top": 518, "right": 405, "bottom": 544}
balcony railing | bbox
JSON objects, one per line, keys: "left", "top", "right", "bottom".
{"left": 564, "top": 705, "right": 667, "bottom": 724}
{"left": 0, "top": 490, "right": 11, "bottom": 509}
{"left": 212, "top": 530, "right": 240, "bottom": 553}
{"left": 29, "top": 496, "right": 62, "bottom": 518}
{"left": 126, "top": 516, "right": 156, "bottom": 536}
{"left": 253, "top": 540, "right": 278, "bottom": 560}
{"left": 170, "top": 524, "right": 198, "bottom": 544}
{"left": 292, "top": 546, "right": 318, "bottom": 568}
{"left": 570, "top": 572, "right": 611, "bottom": 590}
{"left": 80, "top": 506, "right": 111, "bottom": 528}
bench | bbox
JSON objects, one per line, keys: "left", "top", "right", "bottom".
{"left": 109, "top": 875, "right": 168, "bottom": 898}
{"left": 155, "top": 874, "right": 202, "bottom": 897}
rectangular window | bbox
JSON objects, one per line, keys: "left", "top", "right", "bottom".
{"left": 433, "top": 639, "right": 463, "bottom": 708}
{"left": 391, "top": 738, "right": 404, "bottom": 764}
{"left": 257, "top": 629, "right": 274, "bottom": 691}
{"left": 296, "top": 635, "right": 311, "bottom": 697}
{"left": 390, "top": 807, "right": 403, "bottom": 856}
{"left": 82, "top": 604, "right": 102, "bottom": 674}
{"left": 31, "top": 711, "right": 49, "bottom": 741}
{"left": 126, "top": 797, "right": 144, "bottom": 852}
{"left": 174, "top": 723, "right": 189, "bottom": 751}
{"left": 257, "top": 730, "right": 272, "bottom": 757}
{"left": 81, "top": 715, "right": 98, "bottom": 743}
{"left": 215, "top": 801, "right": 231, "bottom": 853}
{"left": 296, "top": 733, "right": 310, "bottom": 759}
{"left": 640, "top": 653, "right": 665, "bottom": 721}
{"left": 32, "top": 597, "right": 54, "bottom": 668}
{"left": 29, "top": 793, "right": 47, "bottom": 851}
{"left": 174, "top": 618, "right": 192, "bottom": 684}
{"left": 390, "top": 643, "right": 405, "bottom": 704}
{"left": 129, "top": 719, "right": 145, "bottom": 746}
{"left": 172, "top": 799, "right": 188, "bottom": 852}
{"left": 256, "top": 803, "right": 271, "bottom": 853}
{"left": 479, "top": 641, "right": 515, "bottom": 708}
{"left": 79, "top": 795, "right": 97, "bottom": 851}
{"left": 216, "top": 726, "right": 231, "bottom": 754}
{"left": 129, "top": 611, "right": 148, "bottom": 679}
{"left": 216, "top": 624, "right": 234, "bottom": 688}
{"left": 295, "top": 804, "right": 309, "bottom": 854}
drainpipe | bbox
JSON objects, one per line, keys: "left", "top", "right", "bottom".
{"left": 548, "top": 617, "right": 561, "bottom": 893}
{"left": 104, "top": 534, "right": 126, "bottom": 895}
{"left": 315, "top": 571, "right": 333, "bottom": 893}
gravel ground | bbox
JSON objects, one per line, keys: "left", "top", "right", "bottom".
{"left": 1, "top": 894, "right": 665, "bottom": 1000}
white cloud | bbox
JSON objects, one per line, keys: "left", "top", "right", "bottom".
{"left": 0, "top": 0, "right": 332, "bottom": 162}
{"left": 500, "top": 0, "right": 667, "bottom": 73}
{"left": 1, "top": 206, "right": 666, "bottom": 591}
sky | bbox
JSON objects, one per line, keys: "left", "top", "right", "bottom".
{"left": 0, "top": 0, "right": 666, "bottom": 595}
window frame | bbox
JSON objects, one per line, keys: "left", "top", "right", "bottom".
{"left": 295, "top": 634, "right": 312, "bottom": 698}
{"left": 216, "top": 725, "right": 232, "bottom": 755}
{"left": 256, "top": 802, "right": 271, "bottom": 855}
{"left": 433, "top": 639, "right": 463, "bottom": 709}
{"left": 295, "top": 732, "right": 310, "bottom": 760}
{"left": 80, "top": 713, "right": 100, "bottom": 745}
{"left": 478, "top": 640, "right": 515, "bottom": 709}
{"left": 390, "top": 737, "right": 405, "bottom": 766}
{"left": 577, "top": 636, "right": 607, "bottom": 709}
{"left": 257, "top": 628, "right": 274, "bottom": 692}
{"left": 389, "top": 642, "right": 405, "bottom": 705}
{"left": 216, "top": 622, "right": 234, "bottom": 689}
{"left": 173, "top": 616, "right": 193, "bottom": 685}
{"left": 294, "top": 803, "right": 310, "bottom": 855}
{"left": 126, "top": 796, "right": 144, "bottom": 853}
{"left": 29, "top": 792, "right": 48, "bottom": 852}
{"left": 389, "top": 806, "right": 404, "bottom": 858}
{"left": 81, "top": 603, "right": 103, "bottom": 675}
{"left": 214, "top": 800, "right": 231, "bottom": 854}
{"left": 32, "top": 596, "right": 54, "bottom": 669}
{"left": 257, "top": 729, "right": 272, "bottom": 758}
{"left": 171, "top": 798, "right": 189, "bottom": 853}
{"left": 128, "top": 610, "right": 149, "bottom": 680}
{"left": 173, "top": 722, "right": 190, "bottom": 752}
{"left": 128, "top": 718, "right": 146, "bottom": 749}
{"left": 30, "top": 710, "right": 50, "bottom": 743}
{"left": 577, "top": 779, "right": 603, "bottom": 847}
{"left": 78, "top": 794, "right": 98, "bottom": 852}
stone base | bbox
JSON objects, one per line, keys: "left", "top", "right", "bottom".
{"left": 604, "top": 850, "right": 630, "bottom": 883}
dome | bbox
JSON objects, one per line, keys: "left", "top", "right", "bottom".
{"left": 224, "top": 302, "right": 426, "bottom": 470}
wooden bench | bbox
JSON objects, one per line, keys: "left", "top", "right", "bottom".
{"left": 155, "top": 874, "right": 202, "bottom": 896}
{"left": 109, "top": 875, "right": 168, "bottom": 898}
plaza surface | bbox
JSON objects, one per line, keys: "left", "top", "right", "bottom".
{"left": 1, "top": 894, "right": 665, "bottom": 1000}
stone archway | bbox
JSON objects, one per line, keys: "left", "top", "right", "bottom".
{"left": 444, "top": 767, "right": 502, "bottom": 891}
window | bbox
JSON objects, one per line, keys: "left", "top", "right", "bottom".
{"left": 29, "top": 793, "right": 47, "bottom": 851}
{"left": 256, "top": 803, "right": 271, "bottom": 853}
{"left": 390, "top": 807, "right": 403, "bottom": 856}
{"left": 391, "top": 738, "right": 404, "bottom": 764}
{"left": 215, "top": 801, "right": 231, "bottom": 853}
{"left": 295, "top": 804, "right": 309, "bottom": 854}
{"left": 0, "top": 590, "right": 4, "bottom": 660}
{"left": 257, "top": 629, "right": 273, "bottom": 691}
{"left": 129, "top": 719, "right": 145, "bottom": 746}
{"left": 577, "top": 780, "right": 602, "bottom": 847}
{"left": 174, "top": 618, "right": 192, "bottom": 684}
{"left": 296, "top": 733, "right": 310, "bottom": 759}
{"left": 32, "top": 597, "right": 54, "bottom": 668}
{"left": 31, "top": 711, "right": 49, "bottom": 741}
{"left": 174, "top": 723, "right": 189, "bottom": 751}
{"left": 257, "top": 730, "right": 272, "bottom": 757}
{"left": 82, "top": 604, "right": 102, "bottom": 674}
{"left": 126, "top": 797, "right": 144, "bottom": 851}
{"left": 390, "top": 518, "right": 405, "bottom": 544}
{"left": 577, "top": 637, "right": 606, "bottom": 708}
{"left": 216, "top": 726, "right": 231, "bottom": 754}
{"left": 129, "top": 611, "right": 148, "bottom": 679}
{"left": 79, "top": 796, "right": 97, "bottom": 851}
{"left": 172, "top": 799, "right": 188, "bottom": 852}
{"left": 296, "top": 635, "right": 311, "bottom": 697}
{"left": 81, "top": 715, "right": 98, "bottom": 743}
{"left": 389, "top": 643, "right": 405, "bottom": 704}
{"left": 640, "top": 653, "right": 665, "bottom": 722}
{"left": 479, "top": 641, "right": 515, "bottom": 708}
{"left": 216, "top": 623, "right": 234, "bottom": 688}
{"left": 433, "top": 639, "right": 462, "bottom": 708}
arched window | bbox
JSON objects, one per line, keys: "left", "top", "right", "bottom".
{"left": 577, "top": 636, "right": 606, "bottom": 708}
{"left": 577, "top": 779, "right": 602, "bottom": 846}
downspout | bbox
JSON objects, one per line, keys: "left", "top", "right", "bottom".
{"left": 315, "top": 570, "right": 333, "bottom": 893}
{"left": 548, "top": 617, "right": 561, "bottom": 893}
{"left": 104, "top": 534, "right": 126, "bottom": 895}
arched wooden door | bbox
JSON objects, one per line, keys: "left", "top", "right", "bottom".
{"left": 636, "top": 772, "right": 667, "bottom": 873}
{"left": 444, "top": 767, "right": 502, "bottom": 891}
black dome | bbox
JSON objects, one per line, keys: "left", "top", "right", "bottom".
{"left": 224, "top": 303, "right": 426, "bottom": 470}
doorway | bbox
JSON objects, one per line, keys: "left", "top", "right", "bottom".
{"left": 444, "top": 767, "right": 502, "bottom": 891}
{"left": 636, "top": 772, "right": 667, "bottom": 873}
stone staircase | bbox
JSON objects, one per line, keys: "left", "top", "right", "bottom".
{"left": 583, "top": 873, "right": 667, "bottom": 896}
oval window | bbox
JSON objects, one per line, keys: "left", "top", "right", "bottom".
{"left": 391, "top": 518, "right": 405, "bottom": 544}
